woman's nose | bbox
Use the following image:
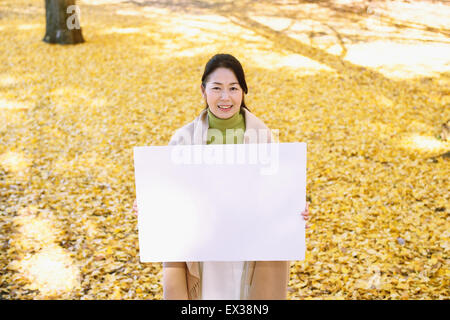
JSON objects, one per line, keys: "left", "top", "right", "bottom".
{"left": 221, "top": 90, "right": 230, "bottom": 99}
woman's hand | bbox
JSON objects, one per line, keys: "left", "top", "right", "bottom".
{"left": 133, "top": 199, "right": 138, "bottom": 216}
{"left": 300, "top": 201, "right": 310, "bottom": 229}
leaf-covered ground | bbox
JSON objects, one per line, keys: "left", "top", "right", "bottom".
{"left": 0, "top": 0, "right": 449, "bottom": 299}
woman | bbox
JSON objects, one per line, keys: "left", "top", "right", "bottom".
{"left": 133, "top": 53, "right": 310, "bottom": 300}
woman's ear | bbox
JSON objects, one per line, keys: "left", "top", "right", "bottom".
{"left": 200, "top": 84, "right": 206, "bottom": 99}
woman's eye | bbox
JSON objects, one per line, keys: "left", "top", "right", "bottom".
{"left": 231, "top": 87, "right": 238, "bottom": 91}
{"left": 212, "top": 87, "right": 220, "bottom": 90}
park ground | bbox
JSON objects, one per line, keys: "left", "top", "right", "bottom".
{"left": 0, "top": 0, "right": 449, "bottom": 299}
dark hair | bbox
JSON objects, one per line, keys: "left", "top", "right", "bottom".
{"left": 201, "top": 53, "right": 250, "bottom": 112}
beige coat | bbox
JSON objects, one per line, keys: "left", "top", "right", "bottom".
{"left": 166, "top": 108, "right": 290, "bottom": 300}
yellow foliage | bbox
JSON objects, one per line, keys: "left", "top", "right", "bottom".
{"left": 0, "top": 0, "right": 449, "bottom": 300}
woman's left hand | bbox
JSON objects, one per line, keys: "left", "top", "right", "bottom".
{"left": 300, "top": 201, "right": 310, "bottom": 229}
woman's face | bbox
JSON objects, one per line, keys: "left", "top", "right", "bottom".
{"left": 201, "top": 67, "right": 243, "bottom": 119}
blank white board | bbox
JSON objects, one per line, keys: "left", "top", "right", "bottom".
{"left": 134, "top": 142, "right": 306, "bottom": 262}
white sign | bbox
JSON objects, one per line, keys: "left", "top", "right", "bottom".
{"left": 134, "top": 142, "right": 306, "bottom": 262}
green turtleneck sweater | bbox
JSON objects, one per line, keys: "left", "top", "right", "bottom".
{"left": 207, "top": 108, "right": 246, "bottom": 145}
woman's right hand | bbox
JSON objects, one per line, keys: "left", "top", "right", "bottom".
{"left": 133, "top": 199, "right": 138, "bottom": 216}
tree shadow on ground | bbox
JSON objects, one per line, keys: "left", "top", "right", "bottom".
{"left": 122, "top": 0, "right": 449, "bottom": 102}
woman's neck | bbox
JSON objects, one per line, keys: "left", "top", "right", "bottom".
{"left": 207, "top": 108, "right": 243, "bottom": 130}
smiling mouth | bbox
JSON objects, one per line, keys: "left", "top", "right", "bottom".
{"left": 218, "top": 105, "right": 233, "bottom": 109}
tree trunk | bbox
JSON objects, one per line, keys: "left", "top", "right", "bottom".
{"left": 43, "top": 0, "right": 85, "bottom": 45}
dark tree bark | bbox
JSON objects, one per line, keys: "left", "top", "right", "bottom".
{"left": 43, "top": 0, "right": 85, "bottom": 45}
